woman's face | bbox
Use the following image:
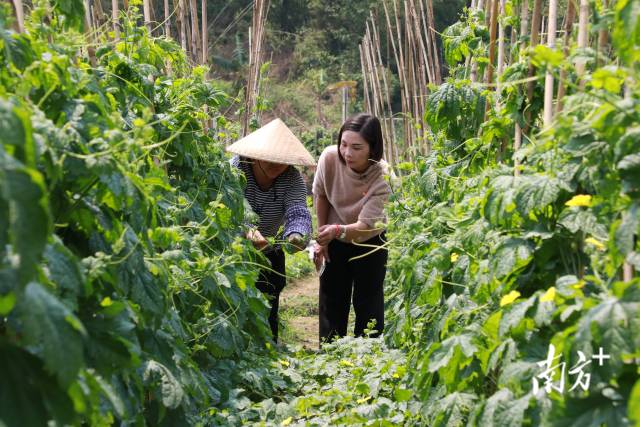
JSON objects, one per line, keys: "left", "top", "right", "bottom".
{"left": 256, "top": 160, "right": 288, "bottom": 180}
{"left": 340, "top": 130, "right": 371, "bottom": 173}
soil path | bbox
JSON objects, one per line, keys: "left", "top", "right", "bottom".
{"left": 280, "top": 272, "right": 319, "bottom": 349}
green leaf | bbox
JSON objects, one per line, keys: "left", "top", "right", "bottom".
{"left": 18, "top": 282, "right": 85, "bottom": 387}
{"left": 428, "top": 391, "right": 477, "bottom": 427}
{"left": 143, "top": 360, "right": 184, "bottom": 409}
{"left": 574, "top": 296, "right": 639, "bottom": 376}
{"left": 614, "top": 203, "right": 640, "bottom": 256}
{"left": 0, "top": 341, "right": 76, "bottom": 427}
{"left": 429, "top": 334, "right": 477, "bottom": 373}
{"left": 43, "top": 237, "right": 86, "bottom": 308}
{"left": 393, "top": 388, "right": 413, "bottom": 402}
{"left": 629, "top": 379, "right": 640, "bottom": 426}
{"left": 618, "top": 154, "right": 640, "bottom": 194}
{"left": 0, "top": 161, "right": 51, "bottom": 285}
{"left": 0, "top": 291, "right": 16, "bottom": 315}
{"left": 514, "top": 174, "right": 561, "bottom": 215}
{"left": 559, "top": 209, "right": 608, "bottom": 238}
{"left": 491, "top": 238, "right": 534, "bottom": 279}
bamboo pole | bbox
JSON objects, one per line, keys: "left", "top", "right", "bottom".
{"left": 143, "top": 0, "right": 153, "bottom": 34}
{"left": 383, "top": 0, "right": 408, "bottom": 162}
{"left": 112, "top": 0, "right": 120, "bottom": 41}
{"left": 404, "top": 0, "right": 421, "bottom": 155}
{"left": 425, "top": 0, "right": 441, "bottom": 84}
{"left": 359, "top": 44, "right": 373, "bottom": 114}
{"left": 412, "top": 0, "right": 434, "bottom": 85}
{"left": 495, "top": 0, "right": 507, "bottom": 107}
{"left": 164, "top": 0, "right": 171, "bottom": 37}
{"left": 370, "top": 12, "right": 398, "bottom": 165}
{"left": 201, "top": 0, "right": 207, "bottom": 64}
{"left": 189, "top": 0, "right": 201, "bottom": 63}
{"left": 597, "top": 0, "right": 609, "bottom": 65}
{"left": 177, "top": 0, "right": 188, "bottom": 51}
{"left": 10, "top": 0, "right": 25, "bottom": 33}
{"left": 555, "top": 0, "right": 576, "bottom": 114}
{"left": 514, "top": 0, "right": 529, "bottom": 177}
{"left": 576, "top": 0, "right": 589, "bottom": 82}
{"left": 543, "top": 0, "right": 558, "bottom": 127}
{"left": 524, "top": 0, "right": 543, "bottom": 131}
{"left": 485, "top": 0, "right": 499, "bottom": 118}
{"left": 83, "top": 0, "right": 97, "bottom": 67}
{"left": 392, "top": 0, "right": 413, "bottom": 152}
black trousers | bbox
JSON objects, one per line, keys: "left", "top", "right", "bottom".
{"left": 255, "top": 249, "right": 286, "bottom": 342}
{"left": 319, "top": 233, "right": 387, "bottom": 343}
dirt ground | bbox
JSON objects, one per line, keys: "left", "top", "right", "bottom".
{"left": 280, "top": 273, "right": 320, "bottom": 349}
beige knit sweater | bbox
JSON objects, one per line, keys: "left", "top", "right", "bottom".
{"left": 312, "top": 145, "right": 391, "bottom": 240}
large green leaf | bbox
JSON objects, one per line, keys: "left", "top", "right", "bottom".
{"left": 0, "top": 341, "right": 75, "bottom": 427}
{"left": 491, "top": 238, "right": 534, "bottom": 279}
{"left": 142, "top": 360, "right": 184, "bottom": 409}
{"left": 18, "top": 282, "right": 85, "bottom": 387}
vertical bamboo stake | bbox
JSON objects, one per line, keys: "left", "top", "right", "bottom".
{"left": 11, "top": 0, "right": 25, "bottom": 33}
{"left": 495, "top": 0, "right": 507, "bottom": 107}
{"left": 384, "top": 0, "right": 408, "bottom": 161}
{"left": 524, "top": 0, "right": 543, "bottom": 131}
{"left": 190, "top": 0, "right": 201, "bottom": 62}
{"left": 177, "top": 0, "right": 188, "bottom": 51}
{"left": 556, "top": 0, "right": 576, "bottom": 114}
{"left": 543, "top": 0, "right": 558, "bottom": 128}
{"left": 392, "top": 0, "right": 413, "bottom": 153}
{"left": 143, "top": 0, "right": 153, "bottom": 34}
{"left": 425, "top": 0, "right": 441, "bottom": 84}
{"left": 164, "top": 0, "right": 171, "bottom": 37}
{"left": 485, "top": 0, "right": 499, "bottom": 118}
{"left": 576, "top": 0, "right": 589, "bottom": 82}
{"left": 404, "top": 0, "right": 421, "bottom": 155}
{"left": 83, "top": 0, "right": 97, "bottom": 67}
{"left": 359, "top": 44, "right": 373, "bottom": 114}
{"left": 201, "top": 0, "right": 207, "bottom": 64}
{"left": 112, "top": 0, "right": 120, "bottom": 41}
{"left": 370, "top": 12, "right": 398, "bottom": 164}
{"left": 413, "top": 0, "right": 434, "bottom": 84}
{"left": 597, "top": 0, "right": 609, "bottom": 61}
{"left": 514, "top": 0, "right": 529, "bottom": 177}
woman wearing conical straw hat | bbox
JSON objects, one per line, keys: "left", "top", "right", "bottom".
{"left": 227, "top": 118, "right": 315, "bottom": 343}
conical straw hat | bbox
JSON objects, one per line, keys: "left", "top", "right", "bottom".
{"left": 226, "top": 118, "right": 316, "bottom": 166}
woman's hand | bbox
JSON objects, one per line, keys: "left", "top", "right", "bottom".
{"left": 247, "top": 228, "right": 269, "bottom": 250}
{"left": 317, "top": 224, "right": 339, "bottom": 246}
{"left": 313, "top": 243, "right": 330, "bottom": 271}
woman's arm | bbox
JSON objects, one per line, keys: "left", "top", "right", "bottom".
{"left": 316, "top": 220, "right": 381, "bottom": 246}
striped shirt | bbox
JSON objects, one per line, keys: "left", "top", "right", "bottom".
{"left": 232, "top": 156, "right": 312, "bottom": 240}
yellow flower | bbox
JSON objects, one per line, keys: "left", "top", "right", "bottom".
{"left": 339, "top": 360, "right": 355, "bottom": 368}
{"left": 282, "top": 417, "right": 293, "bottom": 426}
{"left": 279, "top": 359, "right": 290, "bottom": 367}
{"left": 100, "top": 297, "right": 113, "bottom": 307}
{"left": 565, "top": 194, "right": 592, "bottom": 207}
{"left": 585, "top": 237, "right": 606, "bottom": 251}
{"left": 500, "top": 290, "right": 521, "bottom": 307}
{"left": 540, "top": 287, "right": 556, "bottom": 303}
{"left": 572, "top": 280, "right": 586, "bottom": 289}
{"left": 357, "top": 396, "right": 371, "bottom": 404}
{"left": 450, "top": 253, "right": 459, "bottom": 263}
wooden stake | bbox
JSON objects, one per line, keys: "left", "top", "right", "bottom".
{"left": 201, "top": 0, "right": 207, "bottom": 64}
{"left": 190, "top": 0, "right": 201, "bottom": 62}
{"left": 496, "top": 0, "right": 507, "bottom": 107}
{"left": 143, "top": 0, "right": 153, "bottom": 34}
{"left": 576, "top": 0, "right": 589, "bottom": 82}
{"left": 164, "top": 0, "right": 171, "bottom": 38}
{"left": 556, "top": 0, "right": 576, "bottom": 114}
{"left": 11, "top": 0, "right": 25, "bottom": 33}
{"left": 543, "top": 0, "right": 558, "bottom": 128}
{"left": 112, "top": 0, "right": 120, "bottom": 41}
